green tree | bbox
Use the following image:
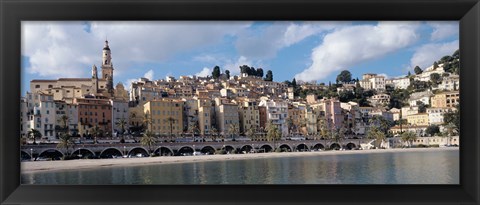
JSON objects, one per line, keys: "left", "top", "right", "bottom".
{"left": 256, "top": 68, "right": 264, "bottom": 78}
{"left": 141, "top": 130, "right": 156, "bottom": 155}
{"left": 443, "top": 104, "right": 460, "bottom": 133}
{"left": 166, "top": 117, "right": 176, "bottom": 142}
{"left": 89, "top": 125, "right": 102, "bottom": 144}
{"left": 115, "top": 117, "right": 128, "bottom": 142}
{"left": 27, "top": 128, "right": 42, "bottom": 145}
{"left": 433, "top": 61, "right": 439, "bottom": 69}
{"left": 292, "top": 78, "right": 297, "bottom": 89}
{"left": 430, "top": 73, "right": 442, "bottom": 86}
{"left": 414, "top": 66, "right": 423, "bottom": 75}
{"left": 57, "top": 132, "right": 75, "bottom": 157}
{"left": 266, "top": 123, "right": 281, "bottom": 147}
{"left": 210, "top": 127, "right": 218, "bottom": 141}
{"left": 245, "top": 126, "right": 256, "bottom": 141}
{"left": 228, "top": 123, "right": 239, "bottom": 140}
{"left": 142, "top": 112, "right": 152, "bottom": 131}
{"left": 225, "top": 70, "right": 230, "bottom": 79}
{"left": 425, "top": 124, "right": 440, "bottom": 137}
{"left": 188, "top": 122, "right": 198, "bottom": 138}
{"left": 366, "top": 126, "right": 385, "bottom": 148}
{"left": 407, "top": 71, "right": 412, "bottom": 76}
{"left": 336, "top": 70, "right": 352, "bottom": 83}
{"left": 401, "top": 131, "right": 417, "bottom": 147}
{"left": 264, "top": 70, "right": 273, "bottom": 81}
{"left": 212, "top": 65, "right": 221, "bottom": 79}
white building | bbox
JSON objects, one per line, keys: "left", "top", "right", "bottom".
{"left": 409, "top": 91, "right": 433, "bottom": 106}
{"left": 359, "top": 73, "right": 386, "bottom": 91}
{"left": 390, "top": 77, "right": 410, "bottom": 89}
{"left": 21, "top": 92, "right": 57, "bottom": 141}
{"left": 111, "top": 99, "right": 129, "bottom": 135}
{"left": 426, "top": 107, "right": 456, "bottom": 125}
{"left": 259, "top": 99, "right": 289, "bottom": 137}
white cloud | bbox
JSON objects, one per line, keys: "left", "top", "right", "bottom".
{"left": 428, "top": 22, "right": 459, "bottom": 41}
{"left": 143, "top": 69, "right": 154, "bottom": 80}
{"left": 235, "top": 22, "right": 344, "bottom": 60}
{"left": 195, "top": 67, "right": 212, "bottom": 77}
{"left": 295, "top": 22, "right": 421, "bottom": 82}
{"left": 409, "top": 40, "right": 459, "bottom": 70}
{"left": 22, "top": 21, "right": 251, "bottom": 79}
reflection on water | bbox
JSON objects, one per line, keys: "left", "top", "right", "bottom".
{"left": 22, "top": 149, "right": 459, "bottom": 184}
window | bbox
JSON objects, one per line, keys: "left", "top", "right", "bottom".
{"left": 35, "top": 85, "right": 40, "bottom": 88}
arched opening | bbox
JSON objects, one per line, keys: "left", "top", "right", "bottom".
{"left": 259, "top": 144, "right": 273, "bottom": 153}
{"left": 128, "top": 147, "right": 149, "bottom": 158}
{"left": 71, "top": 149, "right": 96, "bottom": 159}
{"left": 279, "top": 144, "right": 292, "bottom": 152}
{"left": 200, "top": 146, "right": 215, "bottom": 155}
{"left": 177, "top": 146, "right": 194, "bottom": 156}
{"left": 295, "top": 144, "right": 309, "bottom": 152}
{"left": 38, "top": 149, "right": 64, "bottom": 160}
{"left": 313, "top": 143, "right": 325, "bottom": 151}
{"left": 240, "top": 145, "right": 253, "bottom": 154}
{"left": 154, "top": 147, "right": 174, "bottom": 156}
{"left": 330, "top": 143, "right": 341, "bottom": 150}
{"left": 99, "top": 148, "right": 123, "bottom": 159}
{"left": 20, "top": 151, "right": 32, "bottom": 161}
{"left": 346, "top": 143, "right": 356, "bottom": 150}
{"left": 222, "top": 145, "right": 236, "bottom": 154}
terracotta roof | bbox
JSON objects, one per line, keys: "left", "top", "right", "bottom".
{"left": 31, "top": 79, "right": 57, "bottom": 82}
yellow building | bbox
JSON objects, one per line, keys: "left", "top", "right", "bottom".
{"left": 144, "top": 99, "right": 184, "bottom": 136}
{"left": 406, "top": 113, "right": 429, "bottom": 126}
{"left": 238, "top": 99, "right": 260, "bottom": 134}
{"left": 431, "top": 91, "right": 459, "bottom": 108}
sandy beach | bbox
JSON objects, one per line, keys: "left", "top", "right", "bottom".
{"left": 21, "top": 147, "right": 458, "bottom": 174}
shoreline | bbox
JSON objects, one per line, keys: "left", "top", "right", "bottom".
{"left": 21, "top": 147, "right": 459, "bottom": 174}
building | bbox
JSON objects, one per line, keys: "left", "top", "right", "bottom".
{"left": 409, "top": 91, "right": 433, "bottom": 107}
{"left": 369, "top": 93, "right": 391, "bottom": 106}
{"left": 431, "top": 91, "right": 460, "bottom": 108}
{"left": 215, "top": 98, "right": 240, "bottom": 137}
{"left": 389, "top": 77, "right": 410, "bottom": 90}
{"left": 259, "top": 99, "right": 289, "bottom": 137}
{"left": 238, "top": 99, "right": 260, "bottom": 134}
{"left": 313, "top": 98, "right": 344, "bottom": 130}
{"left": 20, "top": 92, "right": 57, "bottom": 140}
{"left": 76, "top": 97, "right": 112, "bottom": 137}
{"left": 406, "top": 113, "right": 429, "bottom": 126}
{"left": 197, "top": 98, "right": 213, "bottom": 135}
{"left": 438, "top": 74, "right": 459, "bottom": 91}
{"left": 111, "top": 99, "right": 129, "bottom": 135}
{"left": 143, "top": 99, "right": 184, "bottom": 136}
{"left": 359, "top": 73, "right": 385, "bottom": 91}
{"left": 30, "top": 40, "right": 115, "bottom": 102}
{"left": 426, "top": 107, "right": 456, "bottom": 125}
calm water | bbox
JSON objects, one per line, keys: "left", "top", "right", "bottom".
{"left": 22, "top": 149, "right": 459, "bottom": 184}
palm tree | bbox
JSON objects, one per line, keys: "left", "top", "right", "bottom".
{"left": 115, "top": 117, "right": 128, "bottom": 141}
{"left": 367, "top": 126, "right": 385, "bottom": 148}
{"left": 141, "top": 130, "right": 156, "bottom": 156}
{"left": 228, "top": 123, "right": 239, "bottom": 141}
{"left": 58, "top": 115, "right": 70, "bottom": 132}
{"left": 266, "top": 123, "right": 281, "bottom": 150}
{"left": 210, "top": 127, "right": 218, "bottom": 141}
{"left": 188, "top": 122, "right": 198, "bottom": 140}
{"left": 318, "top": 118, "right": 329, "bottom": 149}
{"left": 142, "top": 112, "right": 152, "bottom": 131}
{"left": 298, "top": 118, "right": 307, "bottom": 135}
{"left": 285, "top": 117, "right": 293, "bottom": 137}
{"left": 443, "top": 123, "right": 456, "bottom": 146}
{"left": 401, "top": 131, "right": 417, "bottom": 148}
{"left": 90, "top": 125, "right": 101, "bottom": 144}
{"left": 166, "top": 117, "right": 176, "bottom": 142}
{"left": 245, "top": 126, "right": 256, "bottom": 141}
{"left": 57, "top": 132, "right": 75, "bottom": 157}
{"left": 27, "top": 128, "right": 42, "bottom": 145}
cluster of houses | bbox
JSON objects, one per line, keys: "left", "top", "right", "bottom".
{"left": 20, "top": 41, "right": 460, "bottom": 144}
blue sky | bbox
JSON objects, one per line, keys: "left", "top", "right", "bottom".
{"left": 21, "top": 21, "right": 459, "bottom": 94}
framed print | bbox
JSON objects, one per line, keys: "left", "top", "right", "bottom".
{"left": 1, "top": 0, "right": 479, "bottom": 204}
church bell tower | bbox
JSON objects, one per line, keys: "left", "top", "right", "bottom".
{"left": 101, "top": 40, "right": 114, "bottom": 94}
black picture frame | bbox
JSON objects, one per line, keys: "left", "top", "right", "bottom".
{"left": 1, "top": 0, "right": 478, "bottom": 204}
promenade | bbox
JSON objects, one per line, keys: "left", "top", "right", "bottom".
{"left": 22, "top": 147, "right": 459, "bottom": 173}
